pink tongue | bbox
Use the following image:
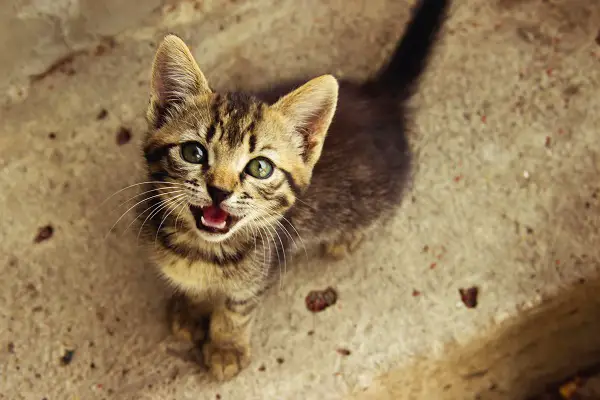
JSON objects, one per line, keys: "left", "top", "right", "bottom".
{"left": 202, "top": 206, "right": 228, "bottom": 224}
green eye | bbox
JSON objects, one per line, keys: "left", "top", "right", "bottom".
{"left": 181, "top": 142, "right": 207, "bottom": 164}
{"left": 245, "top": 157, "right": 274, "bottom": 179}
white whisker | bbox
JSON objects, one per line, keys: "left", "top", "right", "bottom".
{"left": 249, "top": 221, "right": 270, "bottom": 279}
{"left": 136, "top": 193, "right": 188, "bottom": 243}
{"left": 174, "top": 198, "right": 189, "bottom": 230}
{"left": 247, "top": 220, "right": 259, "bottom": 254}
{"left": 105, "top": 191, "right": 184, "bottom": 240}
{"left": 100, "top": 181, "right": 185, "bottom": 208}
{"left": 155, "top": 196, "right": 189, "bottom": 246}
{"left": 258, "top": 220, "right": 274, "bottom": 283}
{"left": 271, "top": 223, "right": 287, "bottom": 290}
{"left": 114, "top": 187, "right": 184, "bottom": 213}
{"left": 292, "top": 197, "right": 314, "bottom": 210}
{"left": 121, "top": 190, "right": 184, "bottom": 235}
{"left": 255, "top": 224, "right": 270, "bottom": 279}
{"left": 257, "top": 215, "right": 285, "bottom": 290}
{"left": 250, "top": 202, "right": 308, "bottom": 261}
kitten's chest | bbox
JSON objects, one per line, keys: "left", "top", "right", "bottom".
{"left": 153, "top": 249, "right": 258, "bottom": 298}
{"left": 159, "top": 253, "right": 222, "bottom": 291}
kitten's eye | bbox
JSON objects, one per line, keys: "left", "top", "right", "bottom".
{"left": 245, "top": 157, "right": 274, "bottom": 179}
{"left": 180, "top": 142, "right": 207, "bottom": 164}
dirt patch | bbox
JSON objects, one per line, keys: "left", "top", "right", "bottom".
{"left": 34, "top": 225, "right": 54, "bottom": 243}
{"left": 305, "top": 287, "right": 338, "bottom": 312}
{"left": 116, "top": 127, "right": 132, "bottom": 145}
{"left": 459, "top": 287, "right": 479, "bottom": 309}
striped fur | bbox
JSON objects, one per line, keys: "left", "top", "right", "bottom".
{"left": 139, "top": 0, "right": 449, "bottom": 381}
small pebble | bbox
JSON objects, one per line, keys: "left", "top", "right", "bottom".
{"left": 459, "top": 287, "right": 479, "bottom": 309}
{"left": 60, "top": 349, "right": 75, "bottom": 366}
{"left": 34, "top": 225, "right": 54, "bottom": 243}
{"left": 96, "top": 109, "right": 108, "bottom": 120}
{"left": 305, "top": 287, "right": 337, "bottom": 312}
{"left": 336, "top": 348, "right": 351, "bottom": 356}
{"left": 116, "top": 127, "right": 132, "bottom": 145}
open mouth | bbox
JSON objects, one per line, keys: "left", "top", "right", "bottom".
{"left": 189, "top": 205, "right": 239, "bottom": 234}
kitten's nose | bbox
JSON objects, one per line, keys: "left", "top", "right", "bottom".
{"left": 206, "top": 185, "right": 232, "bottom": 205}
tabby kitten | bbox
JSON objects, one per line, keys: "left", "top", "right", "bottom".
{"left": 140, "top": 0, "right": 449, "bottom": 381}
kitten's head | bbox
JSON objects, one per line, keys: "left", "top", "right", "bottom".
{"left": 143, "top": 35, "right": 338, "bottom": 243}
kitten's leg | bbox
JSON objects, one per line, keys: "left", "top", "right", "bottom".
{"left": 167, "top": 292, "right": 212, "bottom": 344}
{"left": 203, "top": 296, "right": 259, "bottom": 381}
{"left": 322, "top": 230, "right": 365, "bottom": 260}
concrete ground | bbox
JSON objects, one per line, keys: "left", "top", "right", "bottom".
{"left": 1, "top": 0, "right": 600, "bottom": 399}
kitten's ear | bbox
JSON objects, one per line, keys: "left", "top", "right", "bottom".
{"left": 272, "top": 75, "right": 339, "bottom": 167}
{"left": 148, "top": 35, "right": 210, "bottom": 128}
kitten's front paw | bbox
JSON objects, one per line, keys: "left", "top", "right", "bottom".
{"left": 167, "top": 294, "right": 210, "bottom": 344}
{"left": 202, "top": 341, "right": 251, "bottom": 381}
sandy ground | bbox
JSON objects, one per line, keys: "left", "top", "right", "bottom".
{"left": 1, "top": 0, "right": 600, "bottom": 399}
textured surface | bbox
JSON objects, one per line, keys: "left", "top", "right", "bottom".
{"left": 0, "top": 0, "right": 162, "bottom": 104}
{"left": 1, "top": 0, "right": 600, "bottom": 399}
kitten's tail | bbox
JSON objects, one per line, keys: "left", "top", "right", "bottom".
{"left": 366, "top": 0, "right": 450, "bottom": 100}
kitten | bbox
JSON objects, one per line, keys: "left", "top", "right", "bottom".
{"left": 139, "top": 0, "right": 449, "bottom": 381}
